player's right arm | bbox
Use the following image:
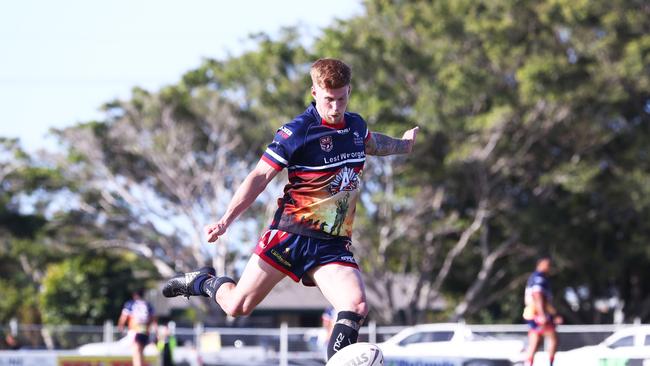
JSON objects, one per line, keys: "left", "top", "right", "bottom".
{"left": 117, "top": 308, "right": 129, "bottom": 332}
{"left": 205, "top": 159, "right": 280, "bottom": 242}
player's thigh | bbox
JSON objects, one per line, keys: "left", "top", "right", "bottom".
{"left": 310, "top": 264, "right": 367, "bottom": 314}
{"left": 231, "top": 254, "right": 286, "bottom": 307}
{"left": 544, "top": 328, "right": 558, "bottom": 341}
{"left": 527, "top": 331, "right": 541, "bottom": 350}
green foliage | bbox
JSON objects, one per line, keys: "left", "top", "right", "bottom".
{"left": 40, "top": 251, "right": 156, "bottom": 325}
{"left": 2, "top": 0, "right": 650, "bottom": 326}
{"left": 312, "top": 0, "right": 650, "bottom": 323}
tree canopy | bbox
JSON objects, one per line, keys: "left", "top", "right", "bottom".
{"left": 2, "top": 0, "right": 649, "bottom": 325}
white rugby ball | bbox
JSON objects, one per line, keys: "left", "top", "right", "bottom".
{"left": 326, "top": 342, "right": 384, "bottom": 366}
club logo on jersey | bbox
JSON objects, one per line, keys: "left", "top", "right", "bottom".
{"left": 320, "top": 136, "right": 334, "bottom": 152}
{"left": 329, "top": 166, "right": 360, "bottom": 194}
{"left": 278, "top": 126, "right": 293, "bottom": 139}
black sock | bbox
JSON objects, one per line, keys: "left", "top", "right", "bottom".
{"left": 201, "top": 276, "right": 236, "bottom": 298}
{"left": 327, "top": 311, "right": 364, "bottom": 360}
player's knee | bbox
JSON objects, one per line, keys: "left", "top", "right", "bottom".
{"left": 220, "top": 303, "right": 246, "bottom": 317}
{"left": 349, "top": 300, "right": 368, "bottom": 318}
{"left": 220, "top": 298, "right": 255, "bottom": 317}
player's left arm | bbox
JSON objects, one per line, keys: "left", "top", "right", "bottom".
{"left": 365, "top": 126, "right": 419, "bottom": 156}
{"left": 546, "top": 298, "right": 563, "bottom": 325}
{"left": 148, "top": 314, "right": 158, "bottom": 335}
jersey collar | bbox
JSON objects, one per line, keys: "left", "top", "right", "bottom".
{"left": 309, "top": 102, "right": 347, "bottom": 130}
{"left": 321, "top": 117, "right": 346, "bottom": 130}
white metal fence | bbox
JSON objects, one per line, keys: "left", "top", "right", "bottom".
{"left": 0, "top": 321, "right": 633, "bottom": 365}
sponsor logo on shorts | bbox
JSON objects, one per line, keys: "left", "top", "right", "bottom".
{"left": 270, "top": 249, "right": 292, "bottom": 267}
{"left": 340, "top": 255, "right": 356, "bottom": 263}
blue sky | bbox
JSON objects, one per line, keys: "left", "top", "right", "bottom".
{"left": 0, "top": 0, "right": 363, "bottom": 152}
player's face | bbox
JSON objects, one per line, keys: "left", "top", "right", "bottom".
{"left": 312, "top": 84, "right": 350, "bottom": 125}
{"left": 538, "top": 258, "right": 551, "bottom": 273}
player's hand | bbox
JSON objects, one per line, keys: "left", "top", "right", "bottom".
{"left": 401, "top": 126, "right": 419, "bottom": 153}
{"left": 553, "top": 315, "right": 563, "bottom": 325}
{"left": 205, "top": 220, "right": 228, "bottom": 243}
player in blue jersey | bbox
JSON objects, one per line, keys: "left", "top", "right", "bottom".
{"left": 163, "top": 58, "right": 418, "bottom": 360}
{"left": 117, "top": 289, "right": 156, "bottom": 366}
{"left": 522, "top": 256, "right": 562, "bottom": 366}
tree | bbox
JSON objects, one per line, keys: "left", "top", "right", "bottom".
{"left": 39, "top": 250, "right": 156, "bottom": 326}
{"left": 0, "top": 138, "right": 63, "bottom": 324}
{"left": 51, "top": 29, "right": 315, "bottom": 280}
{"left": 314, "top": 0, "right": 650, "bottom": 323}
{"left": 43, "top": 0, "right": 650, "bottom": 325}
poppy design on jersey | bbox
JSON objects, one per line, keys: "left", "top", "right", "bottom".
{"left": 320, "top": 136, "right": 334, "bottom": 152}
{"left": 329, "top": 166, "right": 360, "bottom": 195}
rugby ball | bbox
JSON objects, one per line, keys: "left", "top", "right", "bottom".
{"left": 326, "top": 342, "right": 384, "bottom": 366}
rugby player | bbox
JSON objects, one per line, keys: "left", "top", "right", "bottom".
{"left": 523, "top": 256, "right": 563, "bottom": 366}
{"left": 163, "top": 58, "right": 418, "bottom": 360}
{"left": 118, "top": 289, "right": 156, "bottom": 366}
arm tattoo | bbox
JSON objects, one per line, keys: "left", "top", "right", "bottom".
{"left": 365, "top": 132, "right": 411, "bottom": 156}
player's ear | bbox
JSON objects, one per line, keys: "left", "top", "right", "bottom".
{"left": 311, "top": 85, "right": 317, "bottom": 98}
{"left": 347, "top": 85, "right": 352, "bottom": 96}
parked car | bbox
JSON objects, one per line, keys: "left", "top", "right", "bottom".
{"left": 558, "top": 325, "right": 650, "bottom": 365}
{"left": 378, "top": 323, "right": 525, "bottom": 366}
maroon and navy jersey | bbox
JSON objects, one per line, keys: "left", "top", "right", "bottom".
{"left": 121, "top": 299, "right": 154, "bottom": 333}
{"left": 525, "top": 271, "right": 552, "bottom": 305}
{"left": 261, "top": 102, "right": 370, "bottom": 239}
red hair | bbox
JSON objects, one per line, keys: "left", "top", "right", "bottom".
{"left": 310, "top": 58, "right": 351, "bottom": 89}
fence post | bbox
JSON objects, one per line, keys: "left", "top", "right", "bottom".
{"left": 194, "top": 322, "right": 204, "bottom": 351}
{"left": 368, "top": 320, "right": 377, "bottom": 344}
{"left": 103, "top": 320, "right": 114, "bottom": 343}
{"left": 279, "top": 322, "right": 288, "bottom": 366}
{"left": 9, "top": 318, "right": 17, "bottom": 335}
{"left": 168, "top": 321, "right": 176, "bottom": 336}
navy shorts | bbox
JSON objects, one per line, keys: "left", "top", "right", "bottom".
{"left": 133, "top": 332, "right": 149, "bottom": 346}
{"left": 254, "top": 229, "right": 359, "bottom": 286}
{"left": 527, "top": 315, "right": 556, "bottom": 334}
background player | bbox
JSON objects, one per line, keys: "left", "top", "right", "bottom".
{"left": 163, "top": 58, "right": 418, "bottom": 360}
{"left": 318, "top": 306, "right": 336, "bottom": 359}
{"left": 118, "top": 289, "right": 156, "bottom": 366}
{"left": 523, "top": 256, "right": 563, "bottom": 366}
